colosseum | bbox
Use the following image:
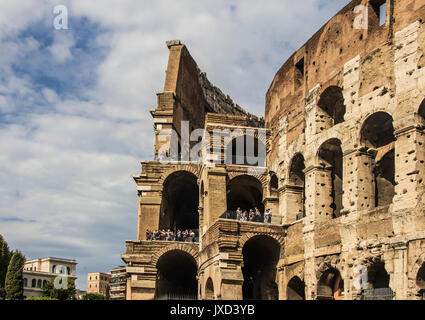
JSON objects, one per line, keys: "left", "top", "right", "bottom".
{"left": 121, "top": 0, "right": 425, "bottom": 300}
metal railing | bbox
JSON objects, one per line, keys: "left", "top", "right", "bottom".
{"left": 363, "top": 288, "right": 395, "bottom": 300}
{"left": 155, "top": 293, "right": 198, "bottom": 301}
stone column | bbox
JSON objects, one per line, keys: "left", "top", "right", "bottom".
{"left": 304, "top": 166, "right": 333, "bottom": 221}
{"left": 393, "top": 125, "right": 425, "bottom": 234}
{"left": 342, "top": 148, "right": 375, "bottom": 214}
{"left": 137, "top": 193, "right": 161, "bottom": 241}
{"left": 391, "top": 242, "right": 408, "bottom": 300}
{"left": 204, "top": 168, "right": 227, "bottom": 231}
{"left": 279, "top": 185, "right": 304, "bottom": 224}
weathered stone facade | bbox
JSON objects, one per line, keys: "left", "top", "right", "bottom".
{"left": 122, "top": 0, "right": 425, "bottom": 300}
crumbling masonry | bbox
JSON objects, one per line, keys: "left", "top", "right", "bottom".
{"left": 122, "top": 0, "right": 425, "bottom": 300}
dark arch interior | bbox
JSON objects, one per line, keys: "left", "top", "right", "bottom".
{"left": 287, "top": 276, "right": 306, "bottom": 300}
{"left": 417, "top": 262, "right": 425, "bottom": 289}
{"left": 374, "top": 149, "right": 395, "bottom": 207}
{"left": 418, "top": 99, "right": 425, "bottom": 120}
{"left": 367, "top": 262, "right": 390, "bottom": 289}
{"left": 242, "top": 236, "right": 280, "bottom": 300}
{"left": 227, "top": 175, "right": 264, "bottom": 213}
{"left": 225, "top": 136, "right": 266, "bottom": 167}
{"left": 160, "top": 171, "right": 199, "bottom": 231}
{"left": 205, "top": 278, "right": 214, "bottom": 300}
{"left": 289, "top": 154, "right": 305, "bottom": 186}
{"left": 318, "top": 86, "right": 346, "bottom": 125}
{"left": 155, "top": 250, "right": 198, "bottom": 300}
{"left": 270, "top": 173, "right": 279, "bottom": 190}
{"left": 317, "top": 268, "right": 344, "bottom": 300}
{"left": 361, "top": 112, "right": 395, "bottom": 149}
{"left": 318, "top": 139, "right": 343, "bottom": 218}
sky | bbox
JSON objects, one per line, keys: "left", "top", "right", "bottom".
{"left": 0, "top": 0, "right": 351, "bottom": 290}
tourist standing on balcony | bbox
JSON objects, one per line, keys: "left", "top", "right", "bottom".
{"left": 146, "top": 229, "right": 151, "bottom": 240}
{"left": 255, "top": 208, "right": 261, "bottom": 222}
{"left": 264, "top": 209, "right": 271, "bottom": 224}
{"left": 176, "top": 230, "right": 182, "bottom": 242}
{"left": 189, "top": 230, "right": 195, "bottom": 242}
{"left": 249, "top": 210, "right": 255, "bottom": 221}
{"left": 236, "top": 207, "right": 242, "bottom": 221}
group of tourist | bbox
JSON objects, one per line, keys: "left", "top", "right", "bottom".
{"left": 236, "top": 207, "right": 272, "bottom": 224}
{"left": 146, "top": 229, "right": 197, "bottom": 242}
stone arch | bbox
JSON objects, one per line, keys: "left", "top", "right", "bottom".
{"left": 154, "top": 247, "right": 198, "bottom": 300}
{"left": 418, "top": 99, "right": 425, "bottom": 120}
{"left": 360, "top": 111, "right": 395, "bottom": 149}
{"left": 204, "top": 277, "right": 215, "bottom": 300}
{"left": 158, "top": 165, "right": 200, "bottom": 194}
{"left": 241, "top": 235, "right": 281, "bottom": 300}
{"left": 317, "top": 85, "right": 346, "bottom": 126}
{"left": 227, "top": 172, "right": 268, "bottom": 190}
{"left": 159, "top": 170, "right": 199, "bottom": 231}
{"left": 409, "top": 252, "right": 425, "bottom": 298}
{"left": 287, "top": 276, "right": 306, "bottom": 300}
{"left": 239, "top": 232, "right": 285, "bottom": 249}
{"left": 316, "top": 138, "right": 343, "bottom": 218}
{"left": 226, "top": 174, "right": 266, "bottom": 213}
{"left": 360, "top": 112, "right": 396, "bottom": 208}
{"left": 152, "top": 244, "right": 199, "bottom": 267}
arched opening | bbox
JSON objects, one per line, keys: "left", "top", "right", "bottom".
{"left": 318, "top": 139, "right": 343, "bottom": 218}
{"left": 23, "top": 278, "right": 28, "bottom": 287}
{"left": 317, "top": 268, "right": 344, "bottom": 300}
{"left": 42, "top": 280, "right": 47, "bottom": 288}
{"left": 242, "top": 235, "right": 280, "bottom": 300}
{"left": 225, "top": 135, "right": 266, "bottom": 167}
{"left": 52, "top": 265, "right": 56, "bottom": 273}
{"left": 287, "top": 276, "right": 306, "bottom": 300}
{"left": 418, "top": 99, "right": 425, "bottom": 121}
{"left": 374, "top": 149, "right": 395, "bottom": 207}
{"left": 363, "top": 261, "right": 393, "bottom": 300}
{"left": 160, "top": 171, "right": 199, "bottom": 234}
{"left": 155, "top": 250, "right": 198, "bottom": 300}
{"left": 37, "top": 279, "right": 42, "bottom": 288}
{"left": 361, "top": 112, "right": 396, "bottom": 208}
{"left": 270, "top": 173, "right": 278, "bottom": 193}
{"left": 205, "top": 278, "right": 214, "bottom": 300}
{"left": 227, "top": 175, "right": 264, "bottom": 213}
{"left": 317, "top": 86, "right": 346, "bottom": 128}
{"left": 289, "top": 153, "right": 306, "bottom": 220}
{"left": 416, "top": 262, "right": 425, "bottom": 300}
{"left": 67, "top": 267, "right": 71, "bottom": 275}
{"left": 31, "top": 279, "right": 36, "bottom": 288}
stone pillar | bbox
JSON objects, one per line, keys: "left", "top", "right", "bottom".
{"left": 342, "top": 148, "right": 375, "bottom": 214}
{"left": 264, "top": 197, "right": 280, "bottom": 223}
{"left": 305, "top": 166, "right": 333, "bottom": 221}
{"left": 302, "top": 222, "right": 316, "bottom": 300}
{"left": 391, "top": 242, "right": 408, "bottom": 300}
{"left": 393, "top": 125, "right": 425, "bottom": 234}
{"left": 219, "top": 271, "right": 243, "bottom": 300}
{"left": 138, "top": 194, "right": 161, "bottom": 240}
{"left": 279, "top": 185, "right": 304, "bottom": 224}
{"left": 204, "top": 168, "right": 227, "bottom": 232}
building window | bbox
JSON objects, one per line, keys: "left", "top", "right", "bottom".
{"left": 24, "top": 278, "right": 28, "bottom": 287}
{"left": 37, "top": 279, "right": 42, "bottom": 288}
{"left": 32, "top": 279, "right": 36, "bottom": 288}
{"left": 52, "top": 265, "right": 56, "bottom": 273}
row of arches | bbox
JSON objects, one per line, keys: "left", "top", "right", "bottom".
{"left": 24, "top": 278, "right": 47, "bottom": 289}
{"left": 154, "top": 235, "right": 281, "bottom": 300}
{"left": 273, "top": 111, "right": 398, "bottom": 220}
{"left": 158, "top": 171, "right": 267, "bottom": 235}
